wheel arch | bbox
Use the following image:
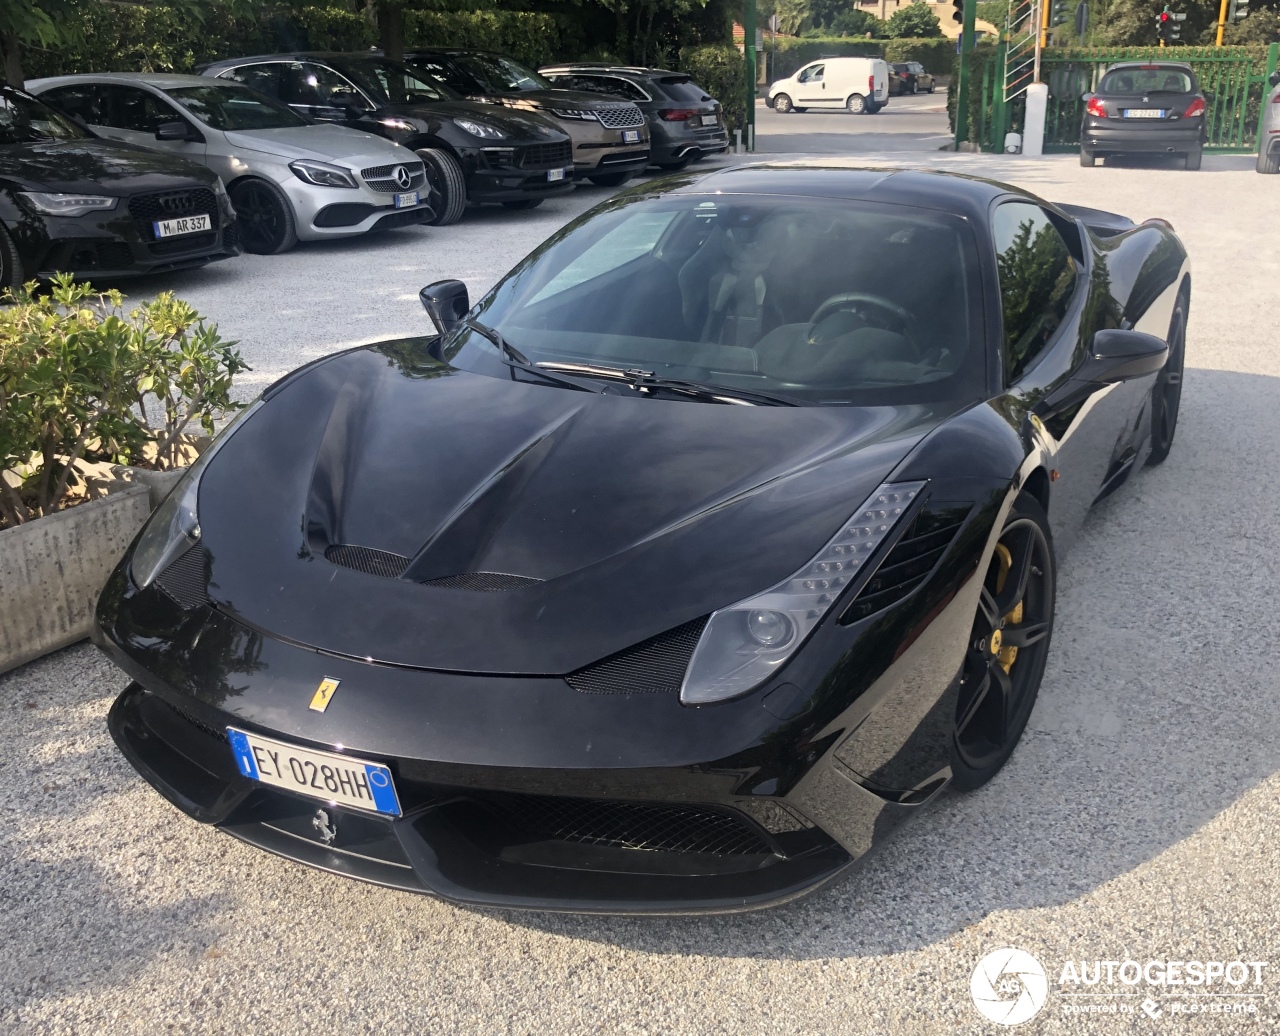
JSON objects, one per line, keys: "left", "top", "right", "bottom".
{"left": 406, "top": 135, "right": 465, "bottom": 164}
{"left": 1020, "top": 466, "right": 1050, "bottom": 514}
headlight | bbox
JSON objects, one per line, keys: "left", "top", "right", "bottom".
{"left": 130, "top": 401, "right": 262, "bottom": 589}
{"left": 289, "top": 160, "right": 358, "bottom": 189}
{"left": 680, "top": 481, "right": 927, "bottom": 705}
{"left": 548, "top": 107, "right": 591, "bottom": 120}
{"left": 18, "top": 192, "right": 117, "bottom": 217}
{"left": 454, "top": 118, "right": 505, "bottom": 139}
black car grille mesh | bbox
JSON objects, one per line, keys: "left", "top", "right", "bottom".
{"left": 156, "top": 544, "right": 210, "bottom": 610}
{"left": 159, "top": 695, "right": 229, "bottom": 743}
{"left": 565, "top": 616, "right": 708, "bottom": 695}
{"left": 420, "top": 572, "right": 542, "bottom": 591}
{"left": 476, "top": 793, "right": 774, "bottom": 856}
{"left": 842, "top": 504, "right": 971, "bottom": 623}
{"left": 324, "top": 544, "right": 411, "bottom": 579}
{"left": 128, "top": 188, "right": 219, "bottom": 238}
{"left": 518, "top": 140, "right": 574, "bottom": 168}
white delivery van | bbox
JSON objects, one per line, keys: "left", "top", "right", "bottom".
{"left": 768, "top": 57, "right": 890, "bottom": 115}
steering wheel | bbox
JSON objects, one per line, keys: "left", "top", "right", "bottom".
{"left": 808, "top": 292, "right": 916, "bottom": 339}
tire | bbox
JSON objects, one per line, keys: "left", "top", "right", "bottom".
{"left": 0, "top": 222, "right": 23, "bottom": 293}
{"left": 1146, "top": 285, "right": 1188, "bottom": 466}
{"left": 951, "top": 492, "right": 1056, "bottom": 792}
{"left": 928, "top": 83, "right": 936, "bottom": 94}
{"left": 774, "top": 93, "right": 793, "bottom": 114}
{"left": 588, "top": 171, "right": 632, "bottom": 187}
{"left": 1079, "top": 148, "right": 1096, "bottom": 167}
{"left": 793, "top": 107, "right": 808, "bottom": 113}
{"left": 865, "top": 103, "right": 882, "bottom": 115}
{"left": 846, "top": 93, "right": 867, "bottom": 114}
{"left": 228, "top": 178, "right": 297, "bottom": 255}
{"left": 910, "top": 82, "right": 918, "bottom": 94}
{"left": 1257, "top": 147, "right": 1280, "bottom": 174}
{"left": 416, "top": 148, "right": 467, "bottom": 226}
{"left": 502, "top": 199, "right": 543, "bottom": 210}
{"left": 658, "top": 157, "right": 692, "bottom": 171}
{"left": 1184, "top": 149, "right": 1202, "bottom": 171}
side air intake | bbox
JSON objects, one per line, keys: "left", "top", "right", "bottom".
{"left": 565, "top": 617, "right": 709, "bottom": 694}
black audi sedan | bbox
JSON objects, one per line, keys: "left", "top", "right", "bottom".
{"left": 1080, "top": 61, "right": 1207, "bottom": 170}
{"left": 198, "top": 54, "right": 575, "bottom": 222}
{"left": 0, "top": 85, "right": 239, "bottom": 288}
{"left": 539, "top": 63, "right": 730, "bottom": 171}
{"left": 96, "top": 165, "right": 1188, "bottom": 914}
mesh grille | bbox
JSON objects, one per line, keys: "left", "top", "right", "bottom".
{"left": 594, "top": 104, "right": 646, "bottom": 129}
{"left": 324, "top": 544, "right": 411, "bottom": 578}
{"left": 420, "top": 572, "right": 542, "bottom": 591}
{"left": 127, "top": 188, "right": 219, "bottom": 241}
{"left": 360, "top": 161, "right": 426, "bottom": 193}
{"left": 565, "top": 616, "right": 707, "bottom": 694}
{"left": 517, "top": 140, "right": 574, "bottom": 168}
{"left": 156, "top": 544, "right": 210, "bottom": 610}
{"left": 158, "top": 695, "right": 229, "bottom": 744}
{"left": 477, "top": 793, "right": 774, "bottom": 856}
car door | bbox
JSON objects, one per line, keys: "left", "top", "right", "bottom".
{"left": 85, "top": 83, "right": 206, "bottom": 162}
{"left": 794, "top": 63, "right": 829, "bottom": 106}
{"left": 991, "top": 201, "right": 1143, "bottom": 546}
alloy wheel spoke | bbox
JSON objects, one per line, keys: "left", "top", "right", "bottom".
{"left": 955, "top": 667, "right": 993, "bottom": 740}
{"left": 978, "top": 587, "right": 1001, "bottom": 628}
{"left": 993, "top": 529, "right": 1034, "bottom": 615}
{"left": 1002, "top": 621, "right": 1048, "bottom": 649}
{"left": 991, "top": 663, "right": 1015, "bottom": 744}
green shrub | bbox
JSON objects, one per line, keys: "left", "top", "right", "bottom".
{"left": 883, "top": 37, "right": 957, "bottom": 74}
{"left": 0, "top": 277, "right": 247, "bottom": 528}
{"left": 767, "top": 37, "right": 884, "bottom": 81}
{"left": 947, "top": 41, "right": 997, "bottom": 139}
{"left": 679, "top": 43, "right": 748, "bottom": 135}
{"left": 405, "top": 10, "right": 583, "bottom": 68}
{"left": 294, "top": 7, "right": 376, "bottom": 52}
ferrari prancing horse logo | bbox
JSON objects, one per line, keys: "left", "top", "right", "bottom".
{"left": 309, "top": 677, "right": 340, "bottom": 713}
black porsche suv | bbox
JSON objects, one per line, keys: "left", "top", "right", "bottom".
{"left": 199, "top": 53, "right": 575, "bottom": 222}
{"left": 0, "top": 85, "right": 239, "bottom": 289}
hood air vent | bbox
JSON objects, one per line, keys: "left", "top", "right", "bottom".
{"left": 324, "top": 545, "right": 541, "bottom": 591}
{"left": 420, "top": 572, "right": 542, "bottom": 591}
{"left": 566, "top": 616, "right": 709, "bottom": 694}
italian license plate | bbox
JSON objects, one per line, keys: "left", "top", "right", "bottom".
{"left": 152, "top": 213, "right": 210, "bottom": 238}
{"left": 227, "top": 727, "right": 402, "bottom": 816}
{"left": 1123, "top": 109, "right": 1165, "bottom": 119}
{"left": 547, "top": 167, "right": 566, "bottom": 182}
{"left": 393, "top": 190, "right": 419, "bottom": 208}
{"left": 701, "top": 114, "right": 719, "bottom": 126}
{"left": 622, "top": 129, "right": 641, "bottom": 143}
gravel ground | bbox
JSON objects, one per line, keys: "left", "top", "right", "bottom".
{"left": 2, "top": 152, "right": 1279, "bottom": 1035}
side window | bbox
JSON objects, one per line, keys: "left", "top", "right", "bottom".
{"left": 39, "top": 85, "right": 109, "bottom": 125}
{"left": 797, "top": 64, "right": 824, "bottom": 84}
{"left": 598, "top": 76, "right": 647, "bottom": 101}
{"left": 293, "top": 63, "right": 371, "bottom": 108}
{"left": 106, "top": 86, "right": 179, "bottom": 133}
{"left": 992, "top": 201, "right": 1078, "bottom": 383}
{"left": 218, "top": 64, "right": 290, "bottom": 103}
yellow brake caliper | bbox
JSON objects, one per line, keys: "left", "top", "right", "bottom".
{"left": 992, "top": 543, "right": 1023, "bottom": 675}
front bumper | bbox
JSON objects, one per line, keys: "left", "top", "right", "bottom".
{"left": 284, "top": 177, "right": 434, "bottom": 241}
{"left": 1082, "top": 118, "right": 1204, "bottom": 153}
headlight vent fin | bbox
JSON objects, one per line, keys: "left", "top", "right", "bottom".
{"left": 155, "top": 544, "right": 210, "bottom": 610}
{"left": 566, "top": 616, "right": 709, "bottom": 695}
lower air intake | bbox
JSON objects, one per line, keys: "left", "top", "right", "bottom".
{"left": 565, "top": 616, "right": 708, "bottom": 694}
{"left": 324, "top": 544, "right": 411, "bottom": 578}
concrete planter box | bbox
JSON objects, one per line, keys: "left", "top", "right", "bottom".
{"left": 0, "top": 484, "right": 152, "bottom": 676}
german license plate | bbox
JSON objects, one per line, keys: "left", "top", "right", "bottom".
{"left": 547, "top": 167, "right": 566, "bottom": 182}
{"left": 152, "top": 213, "right": 210, "bottom": 238}
{"left": 701, "top": 114, "right": 719, "bottom": 126}
{"left": 622, "top": 129, "right": 640, "bottom": 143}
{"left": 227, "top": 727, "right": 402, "bottom": 816}
{"left": 393, "top": 190, "right": 419, "bottom": 208}
{"left": 1123, "top": 109, "right": 1165, "bottom": 118}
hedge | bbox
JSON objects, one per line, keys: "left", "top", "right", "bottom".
{"left": 883, "top": 37, "right": 956, "bottom": 74}
{"left": 404, "top": 11, "right": 584, "bottom": 69}
{"left": 679, "top": 43, "right": 748, "bottom": 135}
{"left": 765, "top": 37, "right": 884, "bottom": 81}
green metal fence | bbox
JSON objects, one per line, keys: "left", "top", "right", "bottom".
{"left": 972, "top": 43, "right": 1280, "bottom": 155}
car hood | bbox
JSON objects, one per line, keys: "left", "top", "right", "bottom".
{"left": 222, "top": 124, "right": 413, "bottom": 165}
{"left": 0, "top": 138, "right": 216, "bottom": 193}
{"left": 382, "top": 99, "right": 568, "bottom": 141}
{"left": 197, "top": 341, "right": 951, "bottom": 674}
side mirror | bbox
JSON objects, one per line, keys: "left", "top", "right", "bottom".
{"left": 155, "top": 120, "right": 194, "bottom": 141}
{"left": 1270, "top": 71, "right": 1280, "bottom": 88}
{"left": 419, "top": 280, "right": 469, "bottom": 335}
{"left": 1081, "top": 329, "right": 1169, "bottom": 384}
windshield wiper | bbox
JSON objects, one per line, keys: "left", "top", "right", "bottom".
{"left": 535, "top": 361, "right": 797, "bottom": 406}
{"left": 464, "top": 320, "right": 590, "bottom": 392}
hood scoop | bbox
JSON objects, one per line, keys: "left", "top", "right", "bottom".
{"left": 324, "top": 544, "right": 542, "bottom": 591}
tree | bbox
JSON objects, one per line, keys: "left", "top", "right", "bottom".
{"left": 885, "top": 0, "right": 943, "bottom": 36}
{"left": 831, "top": 8, "right": 883, "bottom": 34}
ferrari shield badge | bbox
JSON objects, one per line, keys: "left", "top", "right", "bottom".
{"left": 309, "top": 677, "right": 340, "bottom": 713}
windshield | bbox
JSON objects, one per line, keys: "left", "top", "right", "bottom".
{"left": 450, "top": 192, "right": 985, "bottom": 406}
{"left": 339, "top": 57, "right": 456, "bottom": 103}
{"left": 1100, "top": 67, "right": 1194, "bottom": 94}
{"left": 166, "top": 84, "right": 307, "bottom": 130}
{"left": 0, "top": 87, "right": 88, "bottom": 145}
{"left": 455, "top": 53, "right": 552, "bottom": 93}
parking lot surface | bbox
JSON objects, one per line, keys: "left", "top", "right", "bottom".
{"left": 2, "top": 152, "right": 1279, "bottom": 1035}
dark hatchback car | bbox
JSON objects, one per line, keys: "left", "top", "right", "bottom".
{"left": 889, "top": 62, "right": 935, "bottom": 96}
{"left": 0, "top": 85, "right": 238, "bottom": 289}
{"left": 404, "top": 50, "right": 651, "bottom": 186}
{"left": 539, "top": 63, "right": 729, "bottom": 170}
{"left": 1080, "top": 61, "right": 1207, "bottom": 170}
{"left": 199, "top": 53, "right": 575, "bottom": 222}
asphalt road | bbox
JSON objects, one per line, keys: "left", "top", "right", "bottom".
{"left": 2, "top": 150, "right": 1279, "bottom": 1035}
{"left": 754, "top": 91, "right": 953, "bottom": 154}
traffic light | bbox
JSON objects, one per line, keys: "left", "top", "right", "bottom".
{"left": 1229, "top": 0, "right": 1249, "bottom": 21}
{"left": 1155, "top": 8, "right": 1182, "bottom": 42}
{"left": 1051, "top": 0, "right": 1070, "bottom": 26}
{"left": 952, "top": 0, "right": 965, "bottom": 23}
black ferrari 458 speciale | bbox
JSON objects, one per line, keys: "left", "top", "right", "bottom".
{"left": 96, "top": 164, "right": 1189, "bottom": 913}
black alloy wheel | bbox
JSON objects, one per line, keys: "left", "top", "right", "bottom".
{"left": 0, "top": 222, "right": 23, "bottom": 290}
{"left": 417, "top": 148, "right": 467, "bottom": 226}
{"left": 228, "top": 178, "right": 297, "bottom": 255}
{"left": 1146, "top": 287, "right": 1188, "bottom": 466}
{"left": 951, "top": 493, "right": 1056, "bottom": 791}
{"left": 589, "top": 171, "right": 632, "bottom": 187}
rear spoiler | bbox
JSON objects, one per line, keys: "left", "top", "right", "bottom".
{"left": 1056, "top": 202, "right": 1136, "bottom": 237}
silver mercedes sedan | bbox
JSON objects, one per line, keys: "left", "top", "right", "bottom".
{"left": 27, "top": 72, "right": 434, "bottom": 253}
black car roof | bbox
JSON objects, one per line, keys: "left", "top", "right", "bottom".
{"left": 541, "top": 64, "right": 682, "bottom": 79}
{"left": 200, "top": 52, "right": 395, "bottom": 72}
